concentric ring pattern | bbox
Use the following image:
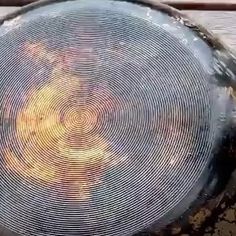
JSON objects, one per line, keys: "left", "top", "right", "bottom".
{"left": 0, "top": 0, "right": 227, "bottom": 235}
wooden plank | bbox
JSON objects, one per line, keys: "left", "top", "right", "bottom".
{"left": 162, "top": 0, "right": 236, "bottom": 11}
{"left": 165, "top": 1, "right": 236, "bottom": 10}
{"left": 0, "top": 0, "right": 35, "bottom": 6}
{"left": 184, "top": 11, "right": 236, "bottom": 50}
{"left": 0, "top": 7, "right": 235, "bottom": 51}
{"left": 0, "top": 7, "right": 19, "bottom": 15}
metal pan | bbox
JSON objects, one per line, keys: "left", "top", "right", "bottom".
{"left": 0, "top": 0, "right": 236, "bottom": 235}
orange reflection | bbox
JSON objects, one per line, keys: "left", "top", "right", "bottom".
{"left": 4, "top": 42, "right": 114, "bottom": 200}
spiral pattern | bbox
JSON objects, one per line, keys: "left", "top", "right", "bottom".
{"left": 0, "top": 0, "right": 227, "bottom": 236}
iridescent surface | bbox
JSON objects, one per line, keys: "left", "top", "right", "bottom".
{"left": 0, "top": 0, "right": 231, "bottom": 235}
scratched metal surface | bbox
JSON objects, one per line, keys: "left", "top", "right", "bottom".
{"left": 1, "top": 8, "right": 236, "bottom": 49}
{"left": 0, "top": 5, "right": 235, "bottom": 236}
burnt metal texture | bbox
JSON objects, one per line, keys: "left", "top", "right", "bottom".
{"left": 0, "top": 0, "right": 236, "bottom": 236}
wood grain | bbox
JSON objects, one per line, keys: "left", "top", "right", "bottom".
{"left": 0, "top": 0, "right": 35, "bottom": 6}
{"left": 164, "top": 0, "right": 236, "bottom": 10}
{"left": 184, "top": 11, "right": 236, "bottom": 50}
{"left": 0, "top": 7, "right": 235, "bottom": 51}
{"left": 0, "top": 7, "right": 18, "bottom": 15}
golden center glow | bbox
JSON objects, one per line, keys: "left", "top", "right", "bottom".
{"left": 4, "top": 42, "right": 115, "bottom": 201}
{"left": 62, "top": 106, "right": 98, "bottom": 134}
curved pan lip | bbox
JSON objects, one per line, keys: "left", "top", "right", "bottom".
{"left": 0, "top": 0, "right": 236, "bottom": 235}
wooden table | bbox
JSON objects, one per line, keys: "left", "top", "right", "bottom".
{"left": 0, "top": 2, "right": 236, "bottom": 236}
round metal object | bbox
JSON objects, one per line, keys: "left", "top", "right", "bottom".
{"left": 0, "top": 0, "right": 236, "bottom": 235}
